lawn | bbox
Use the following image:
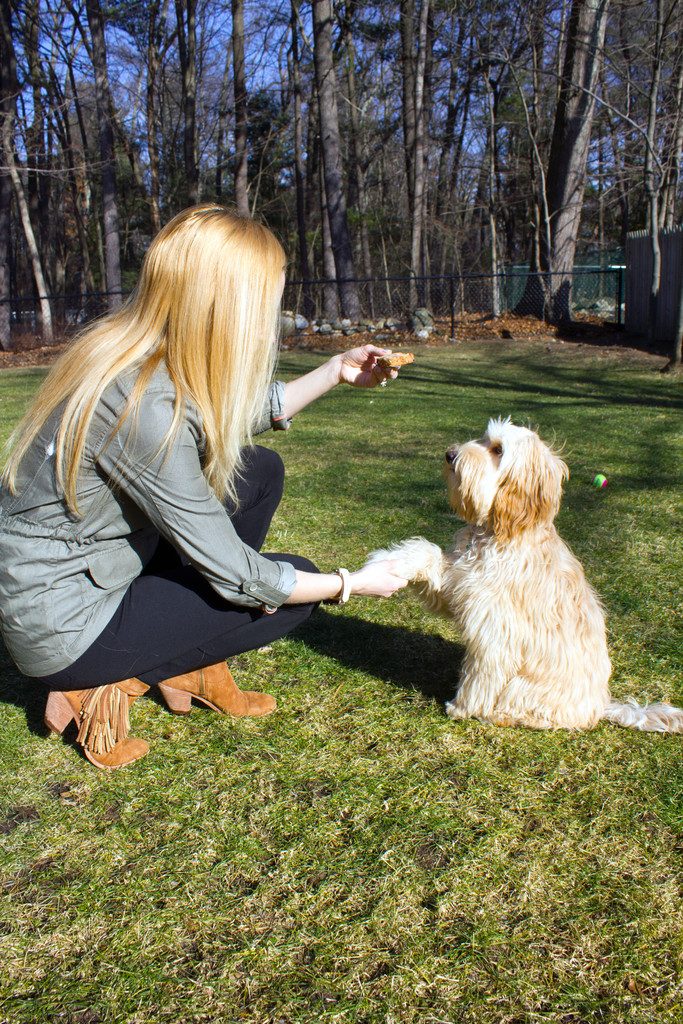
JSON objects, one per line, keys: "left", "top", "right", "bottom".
{"left": 0, "top": 342, "right": 682, "bottom": 1024}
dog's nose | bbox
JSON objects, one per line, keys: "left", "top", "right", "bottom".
{"left": 445, "top": 445, "right": 460, "bottom": 465}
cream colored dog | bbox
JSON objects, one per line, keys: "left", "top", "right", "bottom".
{"left": 367, "top": 418, "right": 683, "bottom": 732}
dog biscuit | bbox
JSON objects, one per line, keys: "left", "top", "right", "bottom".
{"left": 376, "top": 352, "right": 415, "bottom": 369}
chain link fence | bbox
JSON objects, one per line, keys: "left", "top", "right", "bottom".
{"left": 0, "top": 268, "right": 624, "bottom": 349}
{"left": 284, "top": 268, "right": 624, "bottom": 334}
{"left": 0, "top": 290, "right": 127, "bottom": 348}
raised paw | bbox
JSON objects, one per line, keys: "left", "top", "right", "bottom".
{"left": 365, "top": 536, "right": 444, "bottom": 587}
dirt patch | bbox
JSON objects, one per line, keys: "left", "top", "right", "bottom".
{"left": 0, "top": 314, "right": 668, "bottom": 369}
{"left": 0, "top": 342, "right": 69, "bottom": 370}
{"left": 284, "top": 315, "right": 668, "bottom": 368}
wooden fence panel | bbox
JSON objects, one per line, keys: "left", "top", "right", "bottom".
{"left": 626, "top": 228, "right": 683, "bottom": 341}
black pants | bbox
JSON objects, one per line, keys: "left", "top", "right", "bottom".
{"left": 39, "top": 446, "right": 318, "bottom": 691}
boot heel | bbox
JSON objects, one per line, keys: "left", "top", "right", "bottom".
{"left": 158, "top": 683, "right": 192, "bottom": 715}
{"left": 44, "top": 690, "right": 76, "bottom": 735}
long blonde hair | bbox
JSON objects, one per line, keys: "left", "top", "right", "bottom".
{"left": 2, "top": 205, "right": 286, "bottom": 512}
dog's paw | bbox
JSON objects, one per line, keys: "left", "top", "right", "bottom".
{"left": 365, "top": 536, "right": 445, "bottom": 587}
{"left": 445, "top": 700, "right": 465, "bottom": 720}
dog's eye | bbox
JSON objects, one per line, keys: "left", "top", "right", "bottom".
{"left": 490, "top": 444, "right": 503, "bottom": 456}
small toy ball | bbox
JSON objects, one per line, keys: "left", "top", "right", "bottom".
{"left": 593, "top": 473, "right": 608, "bottom": 489}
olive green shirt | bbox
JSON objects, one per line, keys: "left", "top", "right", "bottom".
{"left": 0, "top": 365, "right": 296, "bottom": 677}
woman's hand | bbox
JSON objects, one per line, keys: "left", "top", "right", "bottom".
{"left": 335, "top": 345, "right": 399, "bottom": 389}
{"left": 348, "top": 559, "right": 409, "bottom": 598}
{"left": 282, "top": 344, "right": 399, "bottom": 420}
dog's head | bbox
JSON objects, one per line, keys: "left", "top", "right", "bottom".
{"left": 443, "top": 418, "right": 569, "bottom": 543}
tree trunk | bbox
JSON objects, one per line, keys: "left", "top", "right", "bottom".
{"left": 147, "top": 0, "right": 164, "bottom": 234}
{"left": 401, "top": 0, "right": 416, "bottom": 208}
{"left": 669, "top": 266, "right": 683, "bottom": 370}
{"left": 542, "top": 0, "right": 611, "bottom": 322}
{"left": 0, "top": 0, "right": 13, "bottom": 349}
{"left": 0, "top": 0, "right": 52, "bottom": 342}
{"left": 484, "top": 74, "right": 500, "bottom": 317}
{"left": 175, "top": 0, "right": 199, "bottom": 205}
{"left": 320, "top": 161, "right": 339, "bottom": 322}
{"left": 2, "top": 118, "right": 53, "bottom": 342}
{"left": 341, "top": 0, "right": 373, "bottom": 287}
{"left": 231, "top": 0, "right": 249, "bottom": 215}
{"left": 660, "top": 49, "right": 683, "bottom": 231}
{"left": 215, "top": 41, "right": 232, "bottom": 199}
{"left": 23, "top": 0, "right": 50, "bottom": 287}
{"left": 85, "top": 0, "right": 123, "bottom": 307}
{"left": 644, "top": 0, "right": 665, "bottom": 345}
{"left": 656, "top": 9, "right": 682, "bottom": 232}
{"left": 64, "top": 58, "right": 97, "bottom": 294}
{"left": 311, "top": 0, "right": 360, "bottom": 319}
{"left": 290, "top": 0, "right": 313, "bottom": 316}
{"left": 51, "top": 67, "right": 96, "bottom": 300}
{"left": 408, "top": 0, "right": 430, "bottom": 309}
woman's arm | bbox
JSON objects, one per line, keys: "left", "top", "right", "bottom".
{"left": 282, "top": 559, "right": 409, "bottom": 606}
{"left": 281, "top": 345, "right": 400, "bottom": 420}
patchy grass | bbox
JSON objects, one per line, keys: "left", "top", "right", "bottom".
{"left": 1, "top": 343, "right": 682, "bottom": 1024}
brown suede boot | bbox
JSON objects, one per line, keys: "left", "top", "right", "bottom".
{"left": 157, "top": 662, "right": 276, "bottom": 717}
{"left": 44, "top": 679, "right": 150, "bottom": 769}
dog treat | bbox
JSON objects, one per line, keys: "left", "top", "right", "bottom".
{"left": 376, "top": 352, "right": 415, "bottom": 369}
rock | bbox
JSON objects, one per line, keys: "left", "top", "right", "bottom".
{"left": 411, "top": 308, "right": 434, "bottom": 335}
{"left": 341, "top": 318, "right": 352, "bottom": 328}
{"left": 318, "top": 322, "right": 333, "bottom": 335}
{"left": 331, "top": 319, "right": 343, "bottom": 331}
{"left": 413, "top": 307, "right": 434, "bottom": 327}
{"left": 294, "top": 313, "right": 309, "bottom": 330}
{"left": 280, "top": 313, "right": 297, "bottom": 339}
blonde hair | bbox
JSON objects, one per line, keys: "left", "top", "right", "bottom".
{"left": 2, "top": 205, "right": 286, "bottom": 512}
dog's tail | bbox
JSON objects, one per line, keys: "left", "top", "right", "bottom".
{"left": 602, "top": 698, "right": 683, "bottom": 734}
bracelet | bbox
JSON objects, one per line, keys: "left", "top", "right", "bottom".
{"left": 333, "top": 567, "right": 352, "bottom": 604}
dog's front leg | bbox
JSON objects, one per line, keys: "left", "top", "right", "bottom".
{"left": 365, "top": 537, "right": 446, "bottom": 592}
{"left": 446, "top": 650, "right": 513, "bottom": 723}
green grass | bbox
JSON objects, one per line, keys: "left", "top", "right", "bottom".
{"left": 1, "top": 343, "right": 682, "bottom": 1024}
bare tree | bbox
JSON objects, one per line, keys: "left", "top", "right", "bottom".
{"left": 289, "top": 0, "right": 313, "bottom": 314}
{"left": 0, "top": 0, "right": 14, "bottom": 349}
{"left": 312, "top": 0, "right": 360, "bottom": 319}
{"left": 543, "top": 0, "right": 611, "bottom": 322}
{"left": 175, "top": 0, "right": 199, "bottom": 205}
{"left": 401, "top": 0, "right": 431, "bottom": 307}
{"left": 0, "top": 0, "right": 52, "bottom": 341}
{"left": 83, "top": 0, "right": 123, "bottom": 306}
{"left": 146, "top": 0, "right": 166, "bottom": 234}
{"left": 232, "top": 0, "right": 249, "bottom": 216}
{"left": 341, "top": 0, "right": 373, "bottom": 284}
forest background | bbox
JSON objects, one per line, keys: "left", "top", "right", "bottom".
{"left": 0, "top": 0, "right": 682, "bottom": 348}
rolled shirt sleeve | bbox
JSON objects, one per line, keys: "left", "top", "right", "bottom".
{"left": 254, "top": 380, "right": 291, "bottom": 434}
{"left": 95, "top": 390, "right": 297, "bottom": 610}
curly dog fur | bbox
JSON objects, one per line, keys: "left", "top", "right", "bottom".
{"left": 367, "top": 418, "right": 683, "bottom": 732}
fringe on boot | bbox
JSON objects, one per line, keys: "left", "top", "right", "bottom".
{"left": 76, "top": 683, "right": 131, "bottom": 756}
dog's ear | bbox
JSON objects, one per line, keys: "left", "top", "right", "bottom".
{"left": 490, "top": 439, "right": 568, "bottom": 543}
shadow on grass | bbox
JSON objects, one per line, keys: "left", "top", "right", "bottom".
{"left": 298, "top": 606, "right": 462, "bottom": 705}
{"left": 0, "top": 644, "right": 48, "bottom": 736}
{"left": 1, "top": 610, "right": 462, "bottom": 739}
{"left": 405, "top": 359, "right": 683, "bottom": 412}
